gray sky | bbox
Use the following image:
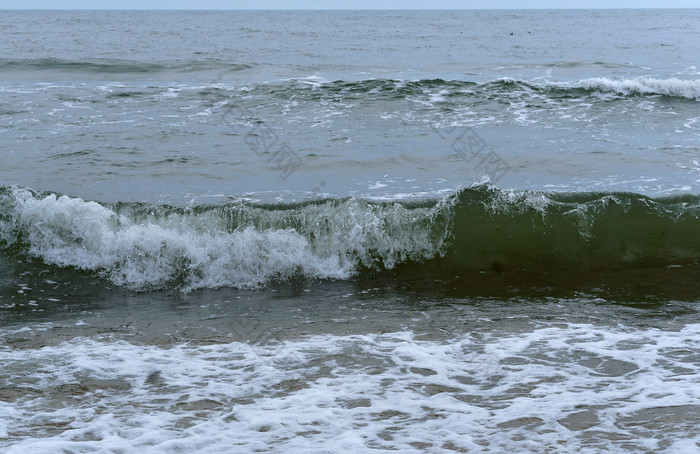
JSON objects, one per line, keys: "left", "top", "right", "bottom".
{"left": 2, "top": 0, "right": 698, "bottom": 9}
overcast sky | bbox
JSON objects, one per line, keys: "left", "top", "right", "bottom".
{"left": 2, "top": 0, "right": 698, "bottom": 9}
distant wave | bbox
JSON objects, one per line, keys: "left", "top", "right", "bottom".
{"left": 248, "top": 76, "right": 700, "bottom": 102}
{"left": 2, "top": 61, "right": 696, "bottom": 100}
{"left": 0, "top": 58, "right": 254, "bottom": 74}
{"left": 2, "top": 185, "right": 700, "bottom": 291}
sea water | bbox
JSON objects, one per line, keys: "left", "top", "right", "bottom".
{"left": 1, "top": 9, "right": 700, "bottom": 452}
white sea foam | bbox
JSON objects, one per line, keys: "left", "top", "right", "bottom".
{"left": 0, "top": 187, "right": 452, "bottom": 291}
{"left": 546, "top": 77, "right": 700, "bottom": 100}
{"left": 1, "top": 323, "right": 699, "bottom": 452}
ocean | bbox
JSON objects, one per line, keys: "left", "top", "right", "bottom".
{"left": 1, "top": 8, "right": 700, "bottom": 452}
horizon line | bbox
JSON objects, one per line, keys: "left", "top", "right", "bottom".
{"left": 2, "top": 7, "right": 699, "bottom": 10}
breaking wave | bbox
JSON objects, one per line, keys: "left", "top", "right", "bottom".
{"left": 1, "top": 185, "right": 699, "bottom": 291}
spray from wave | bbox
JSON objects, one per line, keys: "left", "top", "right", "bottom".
{"left": 529, "top": 76, "right": 700, "bottom": 100}
{"left": 0, "top": 186, "right": 454, "bottom": 291}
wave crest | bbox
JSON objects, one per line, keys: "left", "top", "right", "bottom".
{"left": 0, "top": 187, "right": 454, "bottom": 291}
{"left": 3, "top": 185, "right": 700, "bottom": 291}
